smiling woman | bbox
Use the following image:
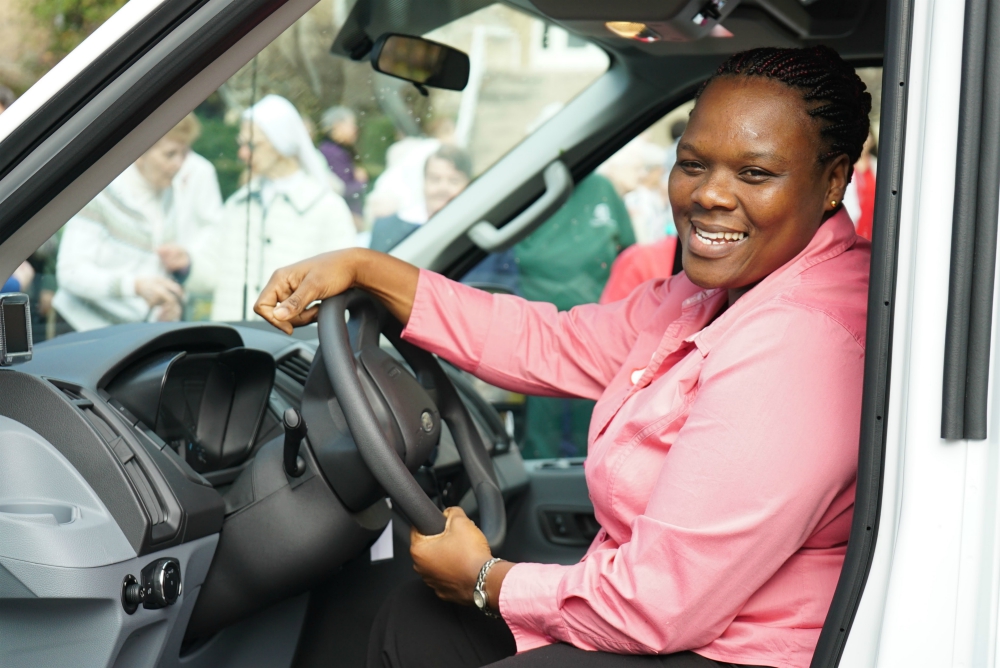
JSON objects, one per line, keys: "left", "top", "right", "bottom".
{"left": 673, "top": 47, "right": 871, "bottom": 304}
{"left": 254, "top": 45, "right": 873, "bottom": 668}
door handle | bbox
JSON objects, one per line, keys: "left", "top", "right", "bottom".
{"left": 467, "top": 160, "right": 573, "bottom": 253}
{"left": 539, "top": 506, "right": 600, "bottom": 547}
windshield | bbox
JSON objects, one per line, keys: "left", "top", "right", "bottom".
{"left": 13, "top": 2, "right": 608, "bottom": 338}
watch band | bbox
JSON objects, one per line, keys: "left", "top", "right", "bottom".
{"left": 473, "top": 557, "right": 503, "bottom": 618}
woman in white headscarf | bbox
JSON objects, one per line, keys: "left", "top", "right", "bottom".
{"left": 208, "top": 95, "right": 356, "bottom": 322}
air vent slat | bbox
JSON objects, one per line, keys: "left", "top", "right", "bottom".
{"left": 277, "top": 353, "right": 311, "bottom": 385}
{"left": 52, "top": 382, "right": 93, "bottom": 408}
{"left": 49, "top": 379, "right": 167, "bottom": 532}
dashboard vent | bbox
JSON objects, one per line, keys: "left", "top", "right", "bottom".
{"left": 125, "top": 461, "right": 164, "bottom": 525}
{"left": 50, "top": 381, "right": 93, "bottom": 408}
{"left": 277, "top": 352, "right": 311, "bottom": 386}
{"left": 82, "top": 407, "right": 118, "bottom": 442}
{"left": 51, "top": 380, "right": 167, "bottom": 528}
{"left": 58, "top": 385, "right": 84, "bottom": 401}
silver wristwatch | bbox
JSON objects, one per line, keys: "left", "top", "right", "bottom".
{"left": 473, "top": 557, "right": 503, "bottom": 618}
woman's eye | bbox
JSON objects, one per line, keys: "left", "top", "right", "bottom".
{"left": 679, "top": 161, "right": 704, "bottom": 172}
{"left": 742, "top": 168, "right": 771, "bottom": 180}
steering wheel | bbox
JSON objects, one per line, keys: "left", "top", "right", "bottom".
{"left": 315, "top": 289, "right": 506, "bottom": 548}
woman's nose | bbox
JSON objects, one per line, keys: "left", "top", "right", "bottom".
{"left": 690, "top": 172, "right": 737, "bottom": 211}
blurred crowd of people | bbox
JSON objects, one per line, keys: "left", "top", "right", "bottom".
{"left": 1, "top": 89, "right": 363, "bottom": 336}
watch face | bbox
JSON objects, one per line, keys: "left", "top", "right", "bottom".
{"left": 473, "top": 589, "right": 486, "bottom": 610}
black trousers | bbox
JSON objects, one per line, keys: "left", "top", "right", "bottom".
{"left": 367, "top": 580, "right": 770, "bottom": 668}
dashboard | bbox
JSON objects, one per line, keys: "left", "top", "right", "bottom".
{"left": 0, "top": 321, "right": 527, "bottom": 668}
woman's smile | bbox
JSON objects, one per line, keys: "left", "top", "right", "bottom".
{"left": 688, "top": 221, "right": 749, "bottom": 258}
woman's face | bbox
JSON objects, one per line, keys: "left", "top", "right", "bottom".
{"left": 424, "top": 157, "right": 470, "bottom": 218}
{"left": 330, "top": 119, "right": 358, "bottom": 146}
{"left": 668, "top": 77, "right": 849, "bottom": 294}
{"left": 135, "top": 137, "right": 190, "bottom": 191}
{"left": 238, "top": 122, "right": 287, "bottom": 178}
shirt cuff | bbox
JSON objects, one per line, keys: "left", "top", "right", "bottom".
{"left": 499, "top": 562, "right": 567, "bottom": 653}
{"left": 118, "top": 276, "right": 137, "bottom": 298}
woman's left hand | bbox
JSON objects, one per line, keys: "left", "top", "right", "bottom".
{"left": 410, "top": 506, "right": 492, "bottom": 605}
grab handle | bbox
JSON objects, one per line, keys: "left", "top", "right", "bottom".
{"left": 467, "top": 160, "right": 573, "bottom": 253}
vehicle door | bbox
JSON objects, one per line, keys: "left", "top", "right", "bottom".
{"left": 841, "top": 0, "right": 1000, "bottom": 665}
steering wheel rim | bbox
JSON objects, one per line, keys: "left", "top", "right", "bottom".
{"left": 317, "top": 289, "right": 506, "bottom": 548}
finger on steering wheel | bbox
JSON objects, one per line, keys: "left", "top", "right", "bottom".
{"left": 273, "top": 279, "right": 322, "bottom": 322}
{"left": 254, "top": 271, "right": 300, "bottom": 332}
{"left": 282, "top": 304, "right": 321, "bottom": 328}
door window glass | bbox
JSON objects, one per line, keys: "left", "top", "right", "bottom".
{"left": 13, "top": 2, "right": 608, "bottom": 340}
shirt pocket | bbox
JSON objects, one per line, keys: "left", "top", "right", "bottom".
{"left": 600, "top": 389, "right": 698, "bottom": 534}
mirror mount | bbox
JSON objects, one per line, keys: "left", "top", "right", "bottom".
{"left": 344, "top": 32, "right": 374, "bottom": 61}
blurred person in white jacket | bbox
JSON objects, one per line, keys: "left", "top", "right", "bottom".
{"left": 210, "top": 95, "right": 355, "bottom": 322}
{"left": 599, "top": 136, "right": 669, "bottom": 245}
{"left": 53, "top": 114, "right": 223, "bottom": 331}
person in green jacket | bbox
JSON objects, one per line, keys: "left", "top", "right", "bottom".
{"left": 514, "top": 172, "right": 635, "bottom": 459}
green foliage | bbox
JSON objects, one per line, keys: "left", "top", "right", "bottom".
{"left": 355, "top": 114, "right": 396, "bottom": 182}
{"left": 30, "top": 0, "right": 128, "bottom": 58}
{"left": 191, "top": 115, "right": 242, "bottom": 201}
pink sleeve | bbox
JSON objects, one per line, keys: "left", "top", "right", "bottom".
{"left": 499, "top": 301, "right": 865, "bottom": 653}
{"left": 402, "top": 270, "right": 666, "bottom": 400}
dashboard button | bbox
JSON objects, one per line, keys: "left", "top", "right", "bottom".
{"left": 140, "top": 557, "right": 182, "bottom": 609}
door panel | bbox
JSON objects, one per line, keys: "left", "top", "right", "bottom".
{"left": 498, "top": 458, "right": 595, "bottom": 565}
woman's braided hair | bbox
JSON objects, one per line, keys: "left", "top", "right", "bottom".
{"left": 698, "top": 46, "right": 872, "bottom": 173}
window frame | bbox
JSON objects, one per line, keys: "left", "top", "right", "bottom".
{"left": 812, "top": 0, "right": 913, "bottom": 664}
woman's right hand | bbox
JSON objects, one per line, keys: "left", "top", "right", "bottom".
{"left": 254, "top": 248, "right": 419, "bottom": 335}
{"left": 135, "top": 276, "right": 184, "bottom": 308}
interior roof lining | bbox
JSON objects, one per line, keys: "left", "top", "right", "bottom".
{"left": 331, "top": 0, "right": 885, "bottom": 66}
{"left": 507, "top": 0, "right": 886, "bottom": 62}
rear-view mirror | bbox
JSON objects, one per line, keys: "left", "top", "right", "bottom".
{"left": 371, "top": 33, "right": 470, "bottom": 91}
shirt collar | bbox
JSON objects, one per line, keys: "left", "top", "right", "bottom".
{"left": 683, "top": 209, "right": 860, "bottom": 353}
{"left": 231, "top": 171, "right": 326, "bottom": 214}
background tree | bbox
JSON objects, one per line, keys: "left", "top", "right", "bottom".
{"left": 30, "top": 0, "right": 127, "bottom": 64}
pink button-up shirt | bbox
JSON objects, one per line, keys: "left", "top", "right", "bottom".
{"left": 402, "top": 210, "right": 869, "bottom": 668}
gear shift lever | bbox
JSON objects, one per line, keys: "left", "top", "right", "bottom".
{"left": 283, "top": 407, "right": 307, "bottom": 477}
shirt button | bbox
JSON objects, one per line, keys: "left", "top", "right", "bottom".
{"left": 630, "top": 368, "right": 646, "bottom": 385}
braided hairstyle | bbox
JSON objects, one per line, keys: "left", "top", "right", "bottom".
{"left": 697, "top": 46, "right": 872, "bottom": 176}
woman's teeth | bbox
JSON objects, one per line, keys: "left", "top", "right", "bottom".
{"left": 695, "top": 228, "right": 747, "bottom": 244}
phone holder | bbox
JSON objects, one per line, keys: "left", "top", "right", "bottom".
{"left": 0, "top": 293, "right": 32, "bottom": 366}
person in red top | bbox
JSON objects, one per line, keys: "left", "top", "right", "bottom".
{"left": 255, "top": 46, "right": 872, "bottom": 668}
{"left": 599, "top": 236, "right": 679, "bottom": 304}
{"left": 844, "top": 132, "right": 877, "bottom": 240}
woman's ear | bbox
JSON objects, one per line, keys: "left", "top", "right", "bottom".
{"left": 826, "top": 154, "right": 852, "bottom": 209}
